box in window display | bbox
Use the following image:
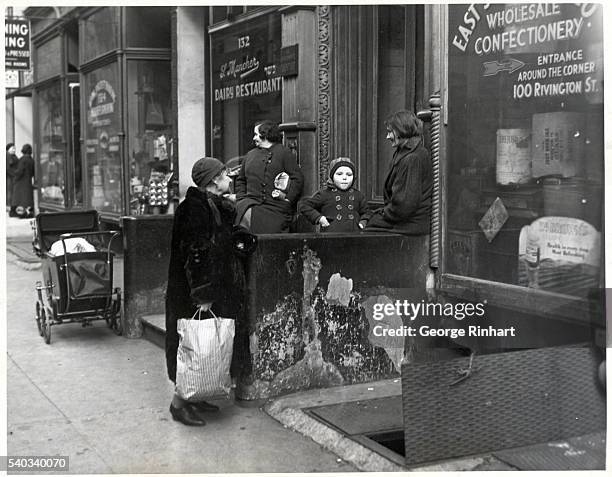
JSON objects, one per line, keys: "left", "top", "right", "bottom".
{"left": 517, "top": 216, "right": 601, "bottom": 297}
{"left": 447, "top": 228, "right": 520, "bottom": 284}
{"left": 541, "top": 177, "right": 602, "bottom": 229}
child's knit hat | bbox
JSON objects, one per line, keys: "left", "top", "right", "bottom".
{"left": 329, "top": 157, "right": 355, "bottom": 179}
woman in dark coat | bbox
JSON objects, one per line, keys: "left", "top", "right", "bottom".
{"left": 235, "top": 120, "right": 304, "bottom": 233}
{"left": 165, "top": 157, "right": 247, "bottom": 426}
{"left": 12, "top": 144, "right": 35, "bottom": 218}
{"left": 362, "top": 110, "right": 432, "bottom": 235}
{"left": 6, "top": 143, "right": 18, "bottom": 216}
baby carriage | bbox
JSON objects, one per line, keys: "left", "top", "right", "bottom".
{"left": 33, "top": 210, "right": 122, "bottom": 344}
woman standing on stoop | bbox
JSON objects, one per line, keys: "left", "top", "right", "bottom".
{"left": 165, "top": 157, "right": 247, "bottom": 426}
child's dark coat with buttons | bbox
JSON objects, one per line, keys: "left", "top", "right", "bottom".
{"left": 299, "top": 184, "right": 369, "bottom": 233}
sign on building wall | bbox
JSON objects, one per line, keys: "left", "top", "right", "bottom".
{"left": 5, "top": 70, "right": 19, "bottom": 88}
{"left": 5, "top": 18, "right": 31, "bottom": 70}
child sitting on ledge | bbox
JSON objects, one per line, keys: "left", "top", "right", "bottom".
{"left": 298, "top": 157, "right": 369, "bottom": 233}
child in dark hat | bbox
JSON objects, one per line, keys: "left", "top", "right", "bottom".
{"left": 298, "top": 157, "right": 369, "bottom": 232}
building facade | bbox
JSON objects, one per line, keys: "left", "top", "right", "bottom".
{"left": 13, "top": 5, "right": 605, "bottom": 350}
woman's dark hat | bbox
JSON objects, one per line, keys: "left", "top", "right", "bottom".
{"left": 192, "top": 157, "right": 224, "bottom": 187}
{"left": 329, "top": 157, "right": 355, "bottom": 179}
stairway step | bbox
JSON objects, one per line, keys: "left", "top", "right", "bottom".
{"left": 141, "top": 314, "right": 165, "bottom": 349}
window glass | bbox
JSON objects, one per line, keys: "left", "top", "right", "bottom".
{"left": 35, "top": 36, "right": 62, "bottom": 81}
{"left": 37, "top": 83, "right": 66, "bottom": 205}
{"left": 69, "top": 83, "right": 82, "bottom": 206}
{"left": 66, "top": 22, "right": 79, "bottom": 73}
{"left": 126, "top": 60, "right": 173, "bottom": 215}
{"left": 446, "top": 4, "right": 604, "bottom": 298}
{"left": 210, "top": 14, "right": 282, "bottom": 162}
{"left": 81, "top": 8, "right": 119, "bottom": 64}
{"left": 126, "top": 7, "right": 171, "bottom": 48}
{"left": 211, "top": 6, "right": 227, "bottom": 24}
{"left": 84, "top": 63, "right": 123, "bottom": 214}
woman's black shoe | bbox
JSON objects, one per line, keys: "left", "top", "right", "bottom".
{"left": 189, "top": 400, "right": 220, "bottom": 413}
{"left": 169, "top": 404, "right": 206, "bottom": 426}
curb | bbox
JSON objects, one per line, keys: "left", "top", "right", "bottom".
{"left": 264, "top": 398, "right": 496, "bottom": 472}
{"left": 264, "top": 400, "right": 404, "bottom": 472}
{"left": 6, "top": 242, "right": 41, "bottom": 271}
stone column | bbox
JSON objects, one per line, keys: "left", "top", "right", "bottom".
{"left": 175, "top": 7, "right": 207, "bottom": 199}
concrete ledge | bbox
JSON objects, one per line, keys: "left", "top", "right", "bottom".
{"left": 140, "top": 314, "right": 166, "bottom": 349}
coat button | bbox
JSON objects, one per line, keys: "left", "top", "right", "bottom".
{"left": 349, "top": 195, "right": 354, "bottom": 201}
{"left": 348, "top": 204, "right": 353, "bottom": 210}
{"left": 336, "top": 214, "right": 342, "bottom": 221}
{"left": 335, "top": 196, "right": 341, "bottom": 201}
{"left": 336, "top": 204, "right": 342, "bottom": 210}
{"left": 348, "top": 214, "right": 354, "bottom": 219}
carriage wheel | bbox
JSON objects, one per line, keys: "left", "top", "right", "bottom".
{"left": 35, "top": 302, "right": 44, "bottom": 336}
{"left": 41, "top": 307, "right": 51, "bottom": 344}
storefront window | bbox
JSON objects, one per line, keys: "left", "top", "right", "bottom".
{"left": 81, "top": 8, "right": 119, "bottom": 64}
{"left": 37, "top": 83, "right": 65, "bottom": 205}
{"left": 126, "top": 60, "right": 173, "bottom": 214}
{"left": 69, "top": 83, "right": 82, "bottom": 206}
{"left": 210, "top": 14, "right": 282, "bottom": 162}
{"left": 125, "top": 7, "right": 171, "bottom": 48}
{"left": 446, "top": 4, "right": 603, "bottom": 299}
{"left": 35, "top": 36, "right": 62, "bottom": 82}
{"left": 84, "top": 63, "right": 123, "bottom": 214}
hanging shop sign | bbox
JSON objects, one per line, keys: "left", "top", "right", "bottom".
{"left": 450, "top": 4, "right": 603, "bottom": 103}
{"left": 5, "top": 18, "right": 31, "bottom": 70}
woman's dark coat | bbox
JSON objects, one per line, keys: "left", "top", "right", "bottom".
{"left": 298, "top": 185, "right": 369, "bottom": 233}
{"left": 235, "top": 143, "right": 304, "bottom": 233}
{"left": 12, "top": 154, "right": 35, "bottom": 208}
{"left": 165, "top": 186, "right": 246, "bottom": 383}
{"left": 6, "top": 152, "right": 18, "bottom": 204}
{"left": 363, "top": 138, "right": 432, "bottom": 235}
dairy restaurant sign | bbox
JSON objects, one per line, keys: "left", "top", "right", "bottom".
{"left": 451, "top": 4, "right": 602, "bottom": 103}
{"left": 212, "top": 15, "right": 294, "bottom": 104}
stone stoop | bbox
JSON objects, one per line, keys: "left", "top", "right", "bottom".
{"left": 140, "top": 314, "right": 165, "bottom": 349}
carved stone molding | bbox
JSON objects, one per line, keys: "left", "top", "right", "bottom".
{"left": 429, "top": 91, "right": 442, "bottom": 269}
{"left": 317, "top": 6, "right": 331, "bottom": 186}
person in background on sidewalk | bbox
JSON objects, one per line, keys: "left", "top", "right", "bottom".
{"left": 11, "top": 144, "right": 36, "bottom": 219}
{"left": 361, "top": 110, "right": 432, "bottom": 235}
{"left": 165, "top": 157, "right": 247, "bottom": 426}
{"left": 6, "top": 143, "right": 19, "bottom": 216}
{"left": 234, "top": 120, "right": 304, "bottom": 233}
{"left": 298, "top": 157, "right": 369, "bottom": 232}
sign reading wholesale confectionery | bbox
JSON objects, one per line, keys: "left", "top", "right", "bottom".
{"left": 450, "top": 4, "right": 603, "bottom": 103}
{"left": 5, "top": 18, "right": 31, "bottom": 70}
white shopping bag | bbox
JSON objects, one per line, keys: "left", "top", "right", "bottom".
{"left": 175, "top": 309, "right": 235, "bottom": 401}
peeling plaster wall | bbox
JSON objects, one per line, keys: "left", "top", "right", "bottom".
{"left": 237, "top": 233, "right": 430, "bottom": 400}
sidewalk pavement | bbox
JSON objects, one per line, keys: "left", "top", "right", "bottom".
{"left": 5, "top": 212, "right": 606, "bottom": 472}
{"left": 5, "top": 257, "right": 356, "bottom": 473}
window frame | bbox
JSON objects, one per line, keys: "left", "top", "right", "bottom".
{"left": 437, "top": 4, "right": 605, "bottom": 326}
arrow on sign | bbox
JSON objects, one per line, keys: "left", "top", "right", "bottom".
{"left": 482, "top": 58, "right": 525, "bottom": 76}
